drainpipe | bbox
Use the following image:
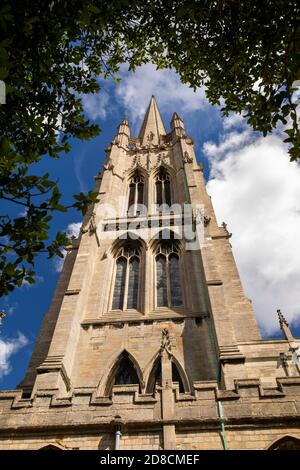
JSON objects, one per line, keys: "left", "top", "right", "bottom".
{"left": 217, "top": 400, "right": 228, "bottom": 450}
{"left": 112, "top": 416, "right": 123, "bottom": 450}
{"left": 115, "top": 426, "right": 122, "bottom": 450}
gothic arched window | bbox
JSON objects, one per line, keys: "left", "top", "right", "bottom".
{"left": 268, "top": 436, "right": 300, "bottom": 450}
{"left": 146, "top": 357, "right": 185, "bottom": 394}
{"left": 172, "top": 362, "right": 185, "bottom": 393}
{"left": 114, "top": 355, "right": 140, "bottom": 386}
{"left": 155, "top": 168, "right": 171, "bottom": 210}
{"left": 128, "top": 173, "right": 145, "bottom": 216}
{"left": 146, "top": 358, "right": 162, "bottom": 393}
{"left": 112, "top": 244, "right": 140, "bottom": 311}
{"left": 155, "top": 241, "right": 183, "bottom": 308}
{"left": 106, "top": 351, "right": 141, "bottom": 395}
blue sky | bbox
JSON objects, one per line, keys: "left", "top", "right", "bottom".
{"left": 1, "top": 63, "right": 300, "bottom": 390}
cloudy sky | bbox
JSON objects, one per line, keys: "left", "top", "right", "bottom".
{"left": 1, "top": 64, "right": 299, "bottom": 390}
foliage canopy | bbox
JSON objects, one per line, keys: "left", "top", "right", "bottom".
{"left": 0, "top": 0, "right": 299, "bottom": 295}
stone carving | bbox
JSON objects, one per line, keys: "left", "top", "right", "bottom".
{"left": 130, "top": 154, "right": 139, "bottom": 169}
{"left": 150, "top": 153, "right": 168, "bottom": 172}
{"left": 81, "top": 212, "right": 96, "bottom": 235}
{"left": 156, "top": 153, "right": 162, "bottom": 166}
{"left": 161, "top": 328, "right": 172, "bottom": 355}
{"left": 103, "top": 157, "right": 114, "bottom": 171}
{"left": 204, "top": 216, "right": 211, "bottom": 227}
{"left": 88, "top": 213, "right": 97, "bottom": 234}
{"left": 194, "top": 208, "right": 211, "bottom": 227}
{"left": 123, "top": 155, "right": 151, "bottom": 177}
{"left": 183, "top": 151, "right": 193, "bottom": 164}
{"left": 147, "top": 131, "right": 154, "bottom": 143}
{"left": 222, "top": 221, "right": 232, "bottom": 238}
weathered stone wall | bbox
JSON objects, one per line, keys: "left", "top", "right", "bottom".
{"left": 1, "top": 373, "right": 300, "bottom": 450}
{"left": 2, "top": 100, "right": 299, "bottom": 451}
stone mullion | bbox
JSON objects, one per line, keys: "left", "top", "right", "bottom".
{"left": 133, "top": 182, "right": 138, "bottom": 216}
{"left": 143, "top": 250, "right": 151, "bottom": 314}
{"left": 166, "top": 255, "right": 172, "bottom": 308}
{"left": 162, "top": 179, "right": 166, "bottom": 206}
{"left": 123, "top": 257, "right": 130, "bottom": 311}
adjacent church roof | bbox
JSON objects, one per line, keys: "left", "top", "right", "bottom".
{"left": 138, "top": 95, "right": 166, "bottom": 145}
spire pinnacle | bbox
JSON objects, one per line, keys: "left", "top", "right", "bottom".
{"left": 170, "top": 111, "right": 185, "bottom": 137}
{"left": 138, "top": 96, "right": 166, "bottom": 146}
{"left": 277, "top": 309, "right": 293, "bottom": 342}
{"left": 114, "top": 116, "right": 130, "bottom": 148}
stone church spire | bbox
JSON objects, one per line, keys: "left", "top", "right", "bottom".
{"left": 2, "top": 96, "right": 300, "bottom": 452}
{"left": 138, "top": 95, "right": 166, "bottom": 146}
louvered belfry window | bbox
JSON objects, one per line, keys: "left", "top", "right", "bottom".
{"left": 155, "top": 241, "right": 182, "bottom": 308}
{"left": 128, "top": 173, "right": 144, "bottom": 216}
{"left": 155, "top": 168, "right": 171, "bottom": 210}
{"left": 112, "top": 244, "right": 140, "bottom": 310}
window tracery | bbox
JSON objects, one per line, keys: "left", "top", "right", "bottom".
{"left": 112, "top": 244, "right": 140, "bottom": 311}
{"left": 155, "top": 241, "right": 182, "bottom": 308}
{"left": 155, "top": 168, "right": 171, "bottom": 210}
{"left": 128, "top": 173, "right": 145, "bottom": 216}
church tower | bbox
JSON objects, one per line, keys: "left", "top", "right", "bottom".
{"left": 1, "top": 97, "right": 300, "bottom": 451}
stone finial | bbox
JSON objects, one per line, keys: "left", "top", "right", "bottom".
{"left": 277, "top": 309, "right": 294, "bottom": 342}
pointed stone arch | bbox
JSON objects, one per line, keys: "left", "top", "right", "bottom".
{"left": 107, "top": 235, "right": 147, "bottom": 313}
{"left": 125, "top": 166, "right": 149, "bottom": 216}
{"left": 151, "top": 164, "right": 176, "bottom": 212}
{"left": 150, "top": 233, "right": 185, "bottom": 309}
{"left": 149, "top": 230, "right": 183, "bottom": 253}
{"left": 97, "top": 350, "right": 144, "bottom": 397}
{"left": 171, "top": 356, "right": 191, "bottom": 393}
{"left": 151, "top": 162, "right": 176, "bottom": 179}
{"left": 266, "top": 435, "right": 300, "bottom": 450}
{"left": 146, "top": 356, "right": 162, "bottom": 394}
{"left": 145, "top": 351, "right": 191, "bottom": 394}
{"left": 126, "top": 164, "right": 149, "bottom": 181}
{"left": 109, "top": 234, "right": 147, "bottom": 257}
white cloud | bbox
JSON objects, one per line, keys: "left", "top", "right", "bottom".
{"left": 54, "top": 222, "right": 81, "bottom": 273}
{"left": 203, "top": 129, "right": 253, "bottom": 160}
{"left": 66, "top": 222, "right": 81, "bottom": 239}
{"left": 54, "top": 250, "right": 67, "bottom": 273}
{"left": 223, "top": 113, "right": 246, "bottom": 131}
{"left": 0, "top": 333, "right": 28, "bottom": 379}
{"left": 82, "top": 90, "right": 110, "bottom": 121}
{"left": 205, "top": 121, "right": 300, "bottom": 335}
{"left": 115, "top": 63, "right": 209, "bottom": 131}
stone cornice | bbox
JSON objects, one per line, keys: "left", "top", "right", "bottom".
{"left": 81, "top": 312, "right": 208, "bottom": 328}
{"left": 1, "top": 415, "right": 300, "bottom": 437}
